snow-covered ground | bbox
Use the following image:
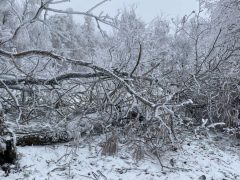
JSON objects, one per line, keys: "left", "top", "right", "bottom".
{"left": 1, "top": 133, "right": 240, "bottom": 180}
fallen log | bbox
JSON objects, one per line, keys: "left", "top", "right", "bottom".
{"left": 15, "top": 129, "right": 73, "bottom": 146}
{"left": 14, "top": 123, "right": 105, "bottom": 146}
{"left": 14, "top": 108, "right": 145, "bottom": 146}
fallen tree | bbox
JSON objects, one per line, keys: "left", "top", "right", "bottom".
{"left": 0, "top": 0, "right": 239, "bottom": 175}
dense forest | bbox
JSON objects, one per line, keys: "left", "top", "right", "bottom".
{"left": 0, "top": 0, "right": 239, "bottom": 179}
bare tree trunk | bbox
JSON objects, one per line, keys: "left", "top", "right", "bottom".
{"left": 0, "top": 111, "right": 17, "bottom": 168}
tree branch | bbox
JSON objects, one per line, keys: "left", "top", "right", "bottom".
{"left": 130, "top": 42, "right": 142, "bottom": 77}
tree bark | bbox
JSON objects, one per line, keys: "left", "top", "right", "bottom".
{"left": 0, "top": 113, "right": 17, "bottom": 166}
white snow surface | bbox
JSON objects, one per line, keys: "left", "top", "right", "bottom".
{"left": 1, "top": 133, "right": 240, "bottom": 180}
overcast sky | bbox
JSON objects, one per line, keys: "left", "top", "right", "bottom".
{"left": 52, "top": 0, "right": 199, "bottom": 23}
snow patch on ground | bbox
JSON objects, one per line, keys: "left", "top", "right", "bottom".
{"left": 1, "top": 133, "right": 240, "bottom": 180}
